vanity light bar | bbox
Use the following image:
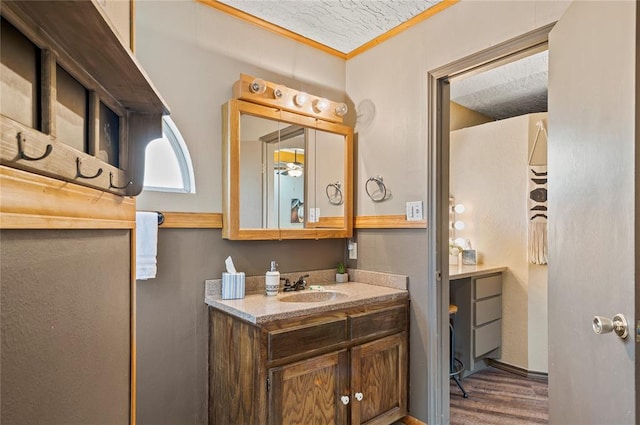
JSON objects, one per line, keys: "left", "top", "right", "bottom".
{"left": 233, "top": 73, "right": 347, "bottom": 124}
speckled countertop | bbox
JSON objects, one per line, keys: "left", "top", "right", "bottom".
{"left": 449, "top": 264, "right": 507, "bottom": 279}
{"left": 205, "top": 269, "right": 408, "bottom": 324}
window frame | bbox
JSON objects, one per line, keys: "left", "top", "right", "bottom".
{"left": 143, "top": 115, "right": 195, "bottom": 194}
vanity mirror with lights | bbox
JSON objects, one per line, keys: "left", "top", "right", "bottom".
{"left": 222, "top": 74, "right": 353, "bottom": 240}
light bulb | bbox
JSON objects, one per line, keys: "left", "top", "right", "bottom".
{"left": 273, "top": 86, "right": 285, "bottom": 99}
{"left": 294, "top": 92, "right": 307, "bottom": 107}
{"left": 334, "top": 102, "right": 348, "bottom": 117}
{"left": 289, "top": 169, "right": 303, "bottom": 177}
{"left": 454, "top": 220, "right": 465, "bottom": 230}
{"left": 313, "top": 98, "right": 329, "bottom": 113}
{"left": 454, "top": 203, "right": 465, "bottom": 214}
{"left": 249, "top": 78, "right": 266, "bottom": 94}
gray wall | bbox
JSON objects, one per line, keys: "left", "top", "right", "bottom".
{"left": 1, "top": 229, "right": 131, "bottom": 425}
{"left": 135, "top": 228, "right": 344, "bottom": 425}
{"left": 349, "top": 228, "right": 428, "bottom": 419}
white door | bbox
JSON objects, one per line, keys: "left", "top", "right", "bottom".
{"left": 548, "top": 1, "right": 636, "bottom": 424}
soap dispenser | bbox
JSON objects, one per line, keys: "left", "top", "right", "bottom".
{"left": 265, "top": 261, "right": 280, "bottom": 296}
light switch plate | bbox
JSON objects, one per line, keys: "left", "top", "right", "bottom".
{"left": 406, "top": 201, "right": 423, "bottom": 221}
{"left": 309, "top": 208, "right": 320, "bottom": 223}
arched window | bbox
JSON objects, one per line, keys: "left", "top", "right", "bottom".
{"left": 143, "top": 116, "right": 195, "bottom": 193}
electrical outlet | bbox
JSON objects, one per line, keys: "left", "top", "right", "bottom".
{"left": 348, "top": 241, "right": 358, "bottom": 259}
{"left": 406, "top": 201, "right": 423, "bottom": 221}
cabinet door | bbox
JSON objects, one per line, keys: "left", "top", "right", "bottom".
{"left": 268, "top": 350, "right": 349, "bottom": 425}
{"left": 350, "top": 332, "right": 407, "bottom": 425}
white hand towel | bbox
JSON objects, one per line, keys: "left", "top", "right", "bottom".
{"left": 136, "top": 212, "right": 158, "bottom": 280}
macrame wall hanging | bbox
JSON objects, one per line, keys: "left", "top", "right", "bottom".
{"left": 528, "top": 121, "right": 548, "bottom": 265}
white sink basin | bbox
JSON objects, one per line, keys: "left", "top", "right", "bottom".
{"left": 279, "top": 290, "right": 348, "bottom": 303}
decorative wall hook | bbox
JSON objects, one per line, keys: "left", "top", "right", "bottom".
{"left": 109, "top": 172, "right": 132, "bottom": 190}
{"left": 76, "top": 157, "right": 103, "bottom": 179}
{"left": 17, "top": 132, "right": 53, "bottom": 161}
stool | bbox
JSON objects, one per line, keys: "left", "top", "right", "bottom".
{"left": 449, "top": 304, "right": 468, "bottom": 398}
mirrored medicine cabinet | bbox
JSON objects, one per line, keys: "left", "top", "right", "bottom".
{"left": 222, "top": 75, "right": 353, "bottom": 240}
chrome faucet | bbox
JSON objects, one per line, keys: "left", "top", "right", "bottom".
{"left": 282, "top": 274, "right": 309, "bottom": 292}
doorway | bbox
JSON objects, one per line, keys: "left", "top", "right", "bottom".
{"left": 426, "top": 24, "right": 554, "bottom": 425}
{"left": 447, "top": 49, "right": 550, "bottom": 423}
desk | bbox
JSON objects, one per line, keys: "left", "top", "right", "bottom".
{"left": 449, "top": 265, "right": 506, "bottom": 377}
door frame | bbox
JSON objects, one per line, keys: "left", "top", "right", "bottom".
{"left": 425, "top": 23, "right": 554, "bottom": 425}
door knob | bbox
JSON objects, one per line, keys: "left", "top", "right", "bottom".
{"left": 340, "top": 395, "right": 350, "bottom": 405}
{"left": 354, "top": 392, "right": 363, "bottom": 401}
{"left": 593, "top": 313, "right": 628, "bottom": 339}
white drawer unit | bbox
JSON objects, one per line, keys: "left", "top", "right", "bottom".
{"left": 450, "top": 271, "right": 503, "bottom": 376}
{"left": 474, "top": 296, "right": 502, "bottom": 326}
{"left": 474, "top": 275, "right": 502, "bottom": 299}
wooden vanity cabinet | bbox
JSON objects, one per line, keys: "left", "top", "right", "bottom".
{"left": 268, "top": 349, "right": 350, "bottom": 425}
{"left": 209, "top": 300, "right": 408, "bottom": 425}
{"left": 349, "top": 332, "right": 407, "bottom": 424}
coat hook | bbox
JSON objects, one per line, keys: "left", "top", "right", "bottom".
{"left": 76, "top": 157, "right": 103, "bottom": 179}
{"left": 157, "top": 212, "right": 165, "bottom": 225}
{"left": 109, "top": 172, "right": 132, "bottom": 189}
{"left": 17, "top": 132, "right": 53, "bottom": 161}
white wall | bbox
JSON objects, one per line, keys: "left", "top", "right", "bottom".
{"left": 135, "top": 0, "right": 346, "bottom": 212}
{"left": 450, "top": 113, "right": 548, "bottom": 373}
{"left": 346, "top": 1, "right": 568, "bottom": 419}
{"left": 100, "top": 0, "right": 131, "bottom": 48}
{"left": 346, "top": 0, "right": 568, "bottom": 217}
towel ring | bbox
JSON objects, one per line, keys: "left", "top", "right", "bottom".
{"left": 365, "top": 176, "right": 387, "bottom": 202}
{"left": 326, "top": 182, "right": 343, "bottom": 205}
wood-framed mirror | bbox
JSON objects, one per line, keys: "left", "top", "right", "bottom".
{"left": 222, "top": 94, "right": 353, "bottom": 240}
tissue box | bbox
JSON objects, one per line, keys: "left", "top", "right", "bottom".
{"left": 222, "top": 272, "right": 245, "bottom": 300}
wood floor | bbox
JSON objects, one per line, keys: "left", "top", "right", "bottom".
{"left": 450, "top": 367, "right": 548, "bottom": 425}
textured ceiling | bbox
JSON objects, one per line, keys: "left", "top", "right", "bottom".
{"left": 213, "top": 0, "right": 547, "bottom": 120}
{"left": 450, "top": 50, "right": 549, "bottom": 120}
{"left": 217, "top": 0, "right": 442, "bottom": 54}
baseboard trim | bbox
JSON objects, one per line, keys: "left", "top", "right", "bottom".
{"left": 399, "top": 415, "right": 427, "bottom": 425}
{"left": 488, "top": 359, "right": 548, "bottom": 381}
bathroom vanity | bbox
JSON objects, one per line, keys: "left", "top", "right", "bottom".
{"left": 449, "top": 265, "right": 506, "bottom": 376}
{"left": 206, "top": 272, "right": 408, "bottom": 425}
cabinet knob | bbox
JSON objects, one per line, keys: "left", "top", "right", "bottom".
{"left": 340, "top": 395, "right": 350, "bottom": 405}
{"left": 354, "top": 392, "right": 363, "bottom": 401}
